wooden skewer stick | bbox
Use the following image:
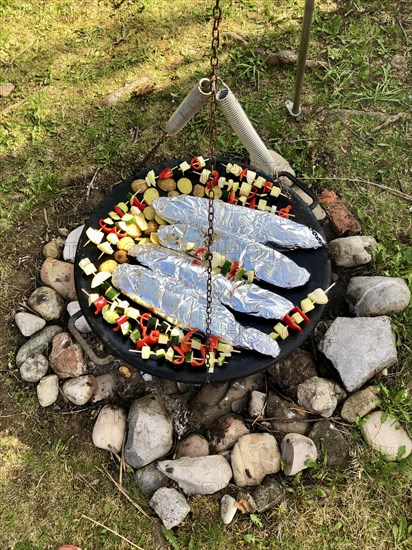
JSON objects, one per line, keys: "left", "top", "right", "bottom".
{"left": 325, "top": 282, "right": 336, "bottom": 294}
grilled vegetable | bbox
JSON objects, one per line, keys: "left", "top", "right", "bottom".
{"left": 177, "top": 178, "right": 193, "bottom": 194}
{"left": 91, "top": 271, "right": 112, "bottom": 288}
{"left": 143, "top": 188, "right": 160, "bottom": 205}
{"left": 158, "top": 178, "right": 177, "bottom": 192}
{"left": 99, "top": 260, "right": 118, "bottom": 273}
{"left": 131, "top": 179, "right": 148, "bottom": 194}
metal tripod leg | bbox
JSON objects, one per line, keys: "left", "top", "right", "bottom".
{"left": 286, "top": 0, "right": 315, "bottom": 117}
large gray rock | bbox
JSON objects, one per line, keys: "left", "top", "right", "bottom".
{"left": 16, "top": 325, "right": 63, "bottom": 367}
{"left": 281, "top": 433, "right": 317, "bottom": 476}
{"left": 158, "top": 455, "right": 232, "bottom": 495}
{"left": 15, "top": 311, "right": 46, "bottom": 337}
{"left": 125, "top": 395, "right": 173, "bottom": 469}
{"left": 267, "top": 349, "right": 317, "bottom": 400}
{"left": 208, "top": 414, "right": 250, "bottom": 452}
{"left": 40, "top": 257, "right": 76, "bottom": 301}
{"left": 318, "top": 317, "right": 397, "bottom": 392}
{"left": 92, "top": 405, "right": 127, "bottom": 453}
{"left": 36, "top": 374, "right": 59, "bottom": 407}
{"left": 63, "top": 225, "right": 84, "bottom": 262}
{"left": 19, "top": 354, "right": 49, "bottom": 382}
{"left": 135, "top": 463, "right": 169, "bottom": 496}
{"left": 62, "top": 375, "right": 97, "bottom": 405}
{"left": 267, "top": 391, "right": 310, "bottom": 434}
{"left": 231, "top": 433, "right": 281, "bottom": 487}
{"left": 346, "top": 276, "right": 411, "bottom": 317}
{"left": 150, "top": 488, "right": 190, "bottom": 529}
{"left": 190, "top": 373, "right": 264, "bottom": 426}
{"left": 341, "top": 386, "right": 380, "bottom": 423}
{"left": 176, "top": 434, "right": 210, "bottom": 459}
{"left": 328, "top": 236, "right": 378, "bottom": 267}
{"left": 308, "top": 421, "right": 351, "bottom": 468}
{"left": 27, "top": 286, "right": 65, "bottom": 321}
{"left": 361, "top": 411, "right": 411, "bottom": 461}
{"left": 251, "top": 477, "right": 286, "bottom": 512}
{"left": 49, "top": 332, "right": 88, "bottom": 379}
{"left": 297, "top": 377, "right": 344, "bottom": 418}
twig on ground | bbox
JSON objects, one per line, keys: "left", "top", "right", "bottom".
{"left": 86, "top": 167, "right": 101, "bottom": 199}
{"left": 222, "top": 31, "right": 249, "bottom": 45}
{"left": 0, "top": 100, "right": 26, "bottom": 117}
{"left": 81, "top": 514, "right": 144, "bottom": 549}
{"left": 336, "top": 116, "right": 376, "bottom": 147}
{"left": 43, "top": 208, "right": 50, "bottom": 239}
{"left": 397, "top": 17, "right": 409, "bottom": 45}
{"left": 75, "top": 472, "right": 99, "bottom": 494}
{"left": 98, "top": 466, "right": 150, "bottom": 518}
{"left": 35, "top": 471, "right": 47, "bottom": 489}
{"left": 1, "top": 40, "right": 36, "bottom": 67}
{"left": 300, "top": 176, "right": 412, "bottom": 203}
{"left": 372, "top": 112, "right": 405, "bottom": 132}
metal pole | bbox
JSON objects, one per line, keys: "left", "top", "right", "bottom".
{"left": 286, "top": 0, "right": 315, "bottom": 117}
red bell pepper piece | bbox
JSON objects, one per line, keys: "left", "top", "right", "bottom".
{"left": 263, "top": 181, "right": 272, "bottom": 193}
{"left": 206, "top": 335, "right": 219, "bottom": 352}
{"left": 136, "top": 330, "right": 159, "bottom": 349}
{"left": 239, "top": 168, "right": 248, "bottom": 181}
{"left": 146, "top": 330, "right": 160, "bottom": 345}
{"left": 158, "top": 167, "right": 174, "bottom": 180}
{"left": 99, "top": 219, "right": 115, "bottom": 234}
{"left": 113, "top": 314, "right": 128, "bottom": 332}
{"left": 278, "top": 205, "right": 292, "bottom": 218}
{"left": 193, "top": 246, "right": 207, "bottom": 257}
{"left": 139, "top": 312, "right": 151, "bottom": 337}
{"left": 228, "top": 188, "right": 236, "bottom": 204}
{"left": 247, "top": 186, "right": 258, "bottom": 200}
{"left": 282, "top": 314, "right": 302, "bottom": 333}
{"left": 290, "top": 305, "right": 310, "bottom": 323}
{"left": 131, "top": 196, "right": 146, "bottom": 211}
{"left": 228, "top": 261, "right": 239, "bottom": 278}
{"left": 182, "top": 329, "right": 195, "bottom": 343}
{"left": 206, "top": 170, "right": 219, "bottom": 189}
{"left": 172, "top": 346, "right": 185, "bottom": 365}
{"left": 190, "top": 157, "right": 203, "bottom": 171}
{"left": 92, "top": 295, "right": 108, "bottom": 315}
{"left": 191, "top": 345, "right": 206, "bottom": 367}
{"left": 249, "top": 196, "right": 256, "bottom": 209}
{"left": 114, "top": 205, "right": 125, "bottom": 218}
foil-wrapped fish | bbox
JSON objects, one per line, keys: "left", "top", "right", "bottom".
{"left": 157, "top": 223, "right": 310, "bottom": 288}
{"left": 153, "top": 195, "right": 324, "bottom": 249}
{"left": 111, "top": 264, "right": 280, "bottom": 357}
{"left": 129, "top": 242, "right": 294, "bottom": 319}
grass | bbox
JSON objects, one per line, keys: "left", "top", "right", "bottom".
{"left": 0, "top": 0, "right": 411, "bottom": 548}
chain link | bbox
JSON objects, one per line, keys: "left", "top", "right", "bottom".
{"left": 205, "top": 1, "right": 222, "bottom": 372}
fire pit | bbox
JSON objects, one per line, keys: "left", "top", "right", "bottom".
{"left": 75, "top": 158, "right": 331, "bottom": 383}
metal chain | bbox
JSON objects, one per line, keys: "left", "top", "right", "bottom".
{"left": 205, "top": 0, "right": 222, "bottom": 373}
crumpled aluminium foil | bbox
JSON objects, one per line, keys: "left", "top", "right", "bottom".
{"left": 157, "top": 224, "right": 310, "bottom": 288}
{"left": 153, "top": 195, "right": 324, "bottom": 249}
{"left": 129, "top": 243, "right": 294, "bottom": 319}
{"left": 111, "top": 264, "right": 280, "bottom": 358}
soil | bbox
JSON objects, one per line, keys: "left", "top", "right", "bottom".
{"left": 0, "top": 174, "right": 118, "bottom": 453}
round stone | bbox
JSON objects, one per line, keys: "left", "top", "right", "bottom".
{"left": 20, "top": 354, "right": 49, "bottom": 382}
